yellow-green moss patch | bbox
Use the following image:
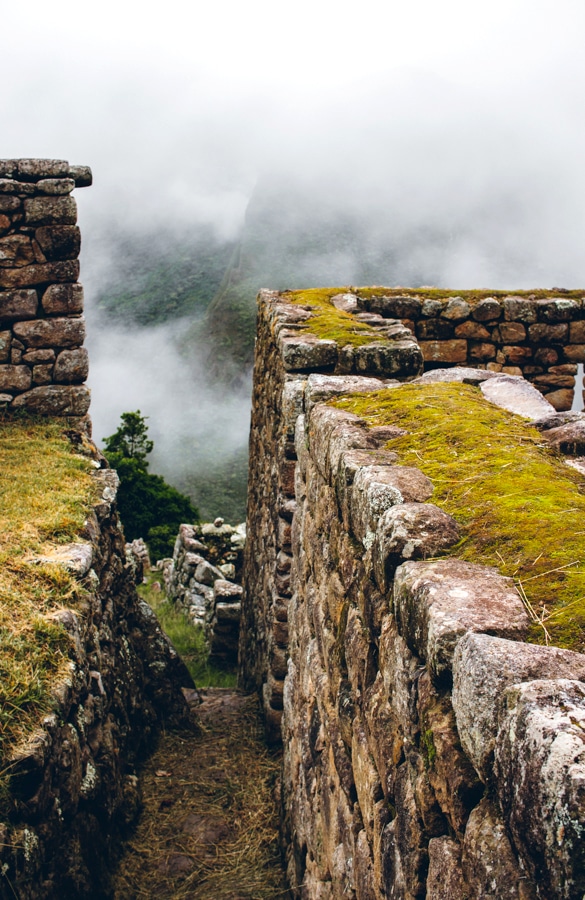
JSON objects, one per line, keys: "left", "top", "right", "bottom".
{"left": 286, "top": 288, "right": 384, "bottom": 347}
{"left": 333, "top": 382, "right": 585, "bottom": 652}
{"left": 0, "top": 418, "right": 96, "bottom": 759}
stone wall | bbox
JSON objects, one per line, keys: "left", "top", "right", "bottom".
{"left": 241, "top": 289, "right": 585, "bottom": 899}
{"left": 0, "top": 426, "right": 193, "bottom": 898}
{"left": 0, "top": 158, "right": 91, "bottom": 416}
{"left": 358, "top": 289, "right": 585, "bottom": 410}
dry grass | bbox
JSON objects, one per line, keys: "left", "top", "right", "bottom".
{"left": 112, "top": 690, "right": 288, "bottom": 899}
{"left": 0, "top": 417, "right": 96, "bottom": 762}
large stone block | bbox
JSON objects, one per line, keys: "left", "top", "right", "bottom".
{"left": 10, "top": 385, "right": 90, "bottom": 415}
{"left": 0, "top": 260, "right": 79, "bottom": 289}
{"left": 427, "top": 837, "right": 466, "bottom": 900}
{"left": 419, "top": 339, "right": 467, "bottom": 364}
{"left": 0, "top": 364, "right": 32, "bottom": 392}
{"left": 372, "top": 502, "right": 460, "bottom": 592}
{"left": 35, "top": 179, "right": 75, "bottom": 196}
{"left": 452, "top": 632, "right": 585, "bottom": 783}
{"left": 34, "top": 226, "right": 80, "bottom": 261}
{"left": 351, "top": 465, "right": 434, "bottom": 548}
{"left": 41, "top": 283, "right": 84, "bottom": 315}
{"left": 16, "top": 158, "right": 69, "bottom": 179}
{"left": 279, "top": 331, "right": 338, "bottom": 371}
{"left": 0, "top": 331, "right": 10, "bottom": 363}
{"left": 13, "top": 316, "right": 85, "bottom": 349}
{"left": 0, "top": 289, "right": 38, "bottom": 321}
{"left": 393, "top": 559, "right": 529, "bottom": 680}
{"left": 462, "top": 798, "right": 532, "bottom": 899}
{"left": 495, "top": 679, "right": 585, "bottom": 900}
{"left": 24, "top": 196, "right": 77, "bottom": 226}
{"left": 54, "top": 348, "right": 89, "bottom": 383}
{"left": 480, "top": 373, "right": 554, "bottom": 420}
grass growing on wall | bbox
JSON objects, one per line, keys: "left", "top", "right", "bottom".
{"left": 333, "top": 382, "right": 585, "bottom": 652}
{"left": 0, "top": 418, "right": 96, "bottom": 761}
{"left": 140, "top": 576, "right": 237, "bottom": 688}
{"left": 287, "top": 287, "right": 385, "bottom": 347}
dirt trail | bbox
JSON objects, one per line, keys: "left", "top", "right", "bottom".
{"left": 112, "top": 689, "right": 288, "bottom": 899}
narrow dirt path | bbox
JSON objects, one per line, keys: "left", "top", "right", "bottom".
{"left": 112, "top": 689, "right": 289, "bottom": 899}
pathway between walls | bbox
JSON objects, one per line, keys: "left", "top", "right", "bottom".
{"left": 112, "top": 690, "right": 289, "bottom": 899}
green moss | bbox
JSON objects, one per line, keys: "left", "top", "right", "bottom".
{"left": 0, "top": 418, "right": 97, "bottom": 764}
{"left": 420, "top": 729, "right": 437, "bottom": 768}
{"left": 286, "top": 287, "right": 385, "bottom": 347}
{"left": 333, "top": 382, "right": 585, "bottom": 652}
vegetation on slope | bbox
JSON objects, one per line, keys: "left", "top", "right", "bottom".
{"left": 103, "top": 412, "right": 199, "bottom": 560}
{"left": 0, "top": 418, "right": 96, "bottom": 761}
{"left": 333, "top": 382, "right": 585, "bottom": 651}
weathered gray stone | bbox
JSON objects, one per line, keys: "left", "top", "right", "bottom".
{"left": 503, "top": 296, "right": 538, "bottom": 323}
{"left": 417, "top": 318, "right": 454, "bottom": 340}
{"left": 480, "top": 373, "right": 555, "bottom": 419}
{"left": 33, "top": 364, "right": 53, "bottom": 385}
{"left": 34, "top": 226, "right": 80, "bottom": 261}
{"left": 0, "top": 364, "right": 32, "bottom": 392}
{"left": 540, "top": 418, "right": 585, "bottom": 455}
{"left": 22, "top": 348, "right": 55, "bottom": 364}
{"left": 351, "top": 465, "right": 434, "bottom": 547}
{"left": 0, "top": 196, "right": 20, "bottom": 211}
{"left": 537, "top": 297, "right": 580, "bottom": 322}
{"left": 68, "top": 165, "right": 93, "bottom": 187}
{"left": 41, "top": 283, "right": 84, "bottom": 315}
{"left": 495, "top": 679, "right": 585, "bottom": 900}
{"left": 441, "top": 297, "right": 471, "bottom": 321}
{"left": 528, "top": 322, "right": 568, "bottom": 343}
{"left": 10, "top": 385, "right": 90, "bottom": 415}
{"left": 24, "top": 196, "right": 77, "bottom": 226}
{"left": 13, "top": 316, "right": 85, "bottom": 349}
{"left": 16, "top": 158, "right": 69, "bottom": 179}
{"left": 393, "top": 559, "right": 529, "bottom": 680}
{"left": 372, "top": 502, "right": 460, "bottom": 592}
{"left": 361, "top": 294, "right": 422, "bottom": 319}
{"left": 279, "top": 331, "right": 338, "bottom": 371}
{"left": 35, "top": 179, "right": 75, "bottom": 196}
{"left": 417, "top": 366, "right": 497, "bottom": 385}
{"left": 427, "top": 837, "right": 466, "bottom": 900}
{"left": 54, "top": 348, "right": 88, "bottom": 383}
{"left": 0, "top": 289, "right": 38, "bottom": 321}
{"left": 462, "top": 798, "right": 533, "bottom": 899}
{"left": 331, "top": 292, "right": 358, "bottom": 312}
{"left": 472, "top": 297, "right": 502, "bottom": 321}
{"left": 452, "top": 633, "right": 585, "bottom": 783}
{"left": 353, "top": 339, "right": 422, "bottom": 377}
{"left": 0, "top": 179, "right": 35, "bottom": 195}
{"left": 305, "top": 373, "right": 387, "bottom": 415}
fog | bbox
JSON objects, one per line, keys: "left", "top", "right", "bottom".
{"left": 3, "top": 0, "right": 585, "bottom": 517}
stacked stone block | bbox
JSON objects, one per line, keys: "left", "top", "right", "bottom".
{"left": 241, "top": 289, "right": 585, "bottom": 898}
{"left": 0, "top": 159, "right": 91, "bottom": 416}
{"left": 239, "top": 289, "right": 423, "bottom": 742}
{"left": 358, "top": 290, "right": 585, "bottom": 410}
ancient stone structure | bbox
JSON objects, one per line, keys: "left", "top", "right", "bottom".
{"left": 240, "top": 289, "right": 585, "bottom": 899}
{"left": 0, "top": 161, "right": 195, "bottom": 897}
{"left": 0, "top": 158, "right": 91, "bottom": 416}
{"left": 358, "top": 289, "right": 585, "bottom": 410}
{"left": 164, "top": 521, "right": 245, "bottom": 665}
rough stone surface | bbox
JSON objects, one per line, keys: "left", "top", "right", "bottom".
{"left": 452, "top": 633, "right": 585, "bottom": 783}
{"left": 393, "top": 559, "right": 530, "bottom": 680}
{"left": 11, "top": 384, "right": 90, "bottom": 415}
{"left": 480, "top": 373, "right": 555, "bottom": 419}
{"left": 495, "top": 679, "right": 585, "bottom": 900}
{"left": 13, "top": 316, "right": 85, "bottom": 349}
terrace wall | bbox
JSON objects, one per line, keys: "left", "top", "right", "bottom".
{"left": 241, "top": 288, "right": 585, "bottom": 899}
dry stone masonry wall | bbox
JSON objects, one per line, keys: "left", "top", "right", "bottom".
{"left": 358, "top": 289, "right": 585, "bottom": 410}
{"left": 0, "top": 158, "right": 91, "bottom": 416}
{"left": 240, "top": 288, "right": 585, "bottom": 899}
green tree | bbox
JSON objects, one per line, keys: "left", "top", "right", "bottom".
{"left": 103, "top": 410, "right": 154, "bottom": 466}
{"left": 103, "top": 411, "right": 199, "bottom": 559}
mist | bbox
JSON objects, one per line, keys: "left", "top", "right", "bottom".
{"left": 3, "top": 0, "right": 585, "bottom": 519}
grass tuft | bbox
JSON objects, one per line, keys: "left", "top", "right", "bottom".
{"left": 139, "top": 577, "right": 237, "bottom": 688}
{"left": 333, "top": 382, "right": 585, "bottom": 651}
{"left": 0, "top": 418, "right": 96, "bottom": 763}
{"left": 287, "top": 287, "right": 385, "bottom": 347}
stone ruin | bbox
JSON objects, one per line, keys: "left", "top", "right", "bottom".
{"left": 0, "top": 158, "right": 91, "bottom": 415}
{"left": 163, "top": 519, "right": 246, "bottom": 665}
